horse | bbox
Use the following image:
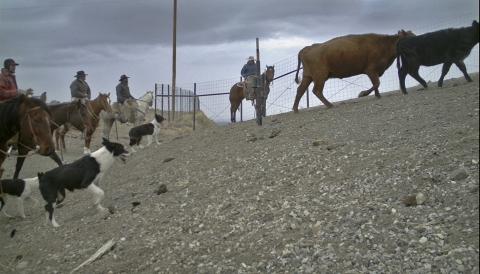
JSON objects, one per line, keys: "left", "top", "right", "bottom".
{"left": 11, "top": 99, "right": 93, "bottom": 179}
{"left": 0, "top": 93, "right": 56, "bottom": 179}
{"left": 55, "top": 93, "right": 112, "bottom": 154}
{"left": 229, "top": 65, "right": 275, "bottom": 122}
{"left": 49, "top": 100, "right": 94, "bottom": 152}
{"left": 100, "top": 91, "right": 154, "bottom": 140}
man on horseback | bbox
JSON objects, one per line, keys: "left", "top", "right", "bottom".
{"left": 115, "top": 74, "right": 137, "bottom": 125}
{"left": 0, "top": 59, "right": 32, "bottom": 103}
{"left": 1, "top": 58, "right": 33, "bottom": 153}
{"left": 241, "top": 56, "right": 257, "bottom": 100}
{"left": 70, "top": 70, "right": 91, "bottom": 103}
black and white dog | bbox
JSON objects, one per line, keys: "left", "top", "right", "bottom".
{"left": 1, "top": 177, "right": 40, "bottom": 218}
{"left": 38, "top": 138, "right": 130, "bottom": 227}
{"left": 128, "top": 113, "right": 166, "bottom": 152}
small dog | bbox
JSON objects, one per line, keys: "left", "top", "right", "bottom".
{"left": 38, "top": 138, "right": 130, "bottom": 227}
{"left": 128, "top": 114, "right": 166, "bottom": 152}
{"left": 0, "top": 177, "right": 39, "bottom": 218}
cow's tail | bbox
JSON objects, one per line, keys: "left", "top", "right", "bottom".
{"left": 396, "top": 40, "right": 402, "bottom": 70}
{"left": 294, "top": 50, "right": 302, "bottom": 84}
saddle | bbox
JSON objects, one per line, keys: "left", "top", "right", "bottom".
{"left": 111, "top": 99, "right": 138, "bottom": 123}
{"left": 240, "top": 76, "right": 256, "bottom": 101}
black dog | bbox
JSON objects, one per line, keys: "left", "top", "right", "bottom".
{"left": 38, "top": 138, "right": 130, "bottom": 227}
{"left": 128, "top": 114, "right": 165, "bottom": 152}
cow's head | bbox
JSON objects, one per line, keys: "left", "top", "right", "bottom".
{"left": 397, "top": 29, "right": 415, "bottom": 37}
{"left": 472, "top": 20, "right": 479, "bottom": 42}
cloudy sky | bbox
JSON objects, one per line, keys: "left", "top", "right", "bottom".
{"left": 1, "top": 0, "right": 478, "bottom": 103}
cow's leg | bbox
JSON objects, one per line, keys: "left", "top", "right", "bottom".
{"left": 438, "top": 62, "right": 453, "bottom": 87}
{"left": 408, "top": 67, "right": 428, "bottom": 90}
{"left": 311, "top": 78, "right": 334, "bottom": 108}
{"left": 293, "top": 77, "right": 312, "bottom": 113}
{"left": 359, "top": 72, "right": 380, "bottom": 98}
{"left": 398, "top": 62, "right": 409, "bottom": 94}
{"left": 453, "top": 60, "right": 473, "bottom": 85}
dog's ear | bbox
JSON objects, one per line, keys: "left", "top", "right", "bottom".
{"left": 37, "top": 172, "right": 44, "bottom": 178}
{"left": 102, "top": 137, "right": 110, "bottom": 146}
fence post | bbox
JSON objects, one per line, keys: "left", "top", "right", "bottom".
{"left": 193, "top": 83, "right": 196, "bottom": 131}
{"left": 167, "top": 85, "right": 171, "bottom": 122}
{"left": 255, "top": 38, "right": 262, "bottom": 126}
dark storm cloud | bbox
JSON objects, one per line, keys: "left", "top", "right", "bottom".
{"left": 0, "top": 0, "right": 478, "bottom": 103}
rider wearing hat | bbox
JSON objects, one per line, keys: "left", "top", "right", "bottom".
{"left": 116, "top": 74, "right": 135, "bottom": 104}
{"left": 240, "top": 56, "right": 257, "bottom": 99}
{"left": 241, "top": 56, "right": 257, "bottom": 80}
{"left": 116, "top": 74, "right": 136, "bottom": 125}
{"left": 70, "top": 70, "right": 91, "bottom": 102}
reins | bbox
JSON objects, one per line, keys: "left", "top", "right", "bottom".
{"left": 0, "top": 106, "right": 43, "bottom": 157}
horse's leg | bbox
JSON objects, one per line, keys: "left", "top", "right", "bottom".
{"left": 103, "top": 118, "right": 114, "bottom": 140}
{"left": 54, "top": 128, "right": 60, "bottom": 152}
{"left": 84, "top": 131, "right": 92, "bottom": 154}
{"left": 13, "top": 144, "right": 29, "bottom": 179}
{"left": 230, "top": 99, "right": 239, "bottom": 123}
{"left": 61, "top": 124, "right": 69, "bottom": 151}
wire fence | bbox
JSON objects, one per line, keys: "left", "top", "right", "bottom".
{"left": 155, "top": 13, "right": 479, "bottom": 126}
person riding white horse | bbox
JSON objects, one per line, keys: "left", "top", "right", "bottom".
{"left": 100, "top": 91, "right": 154, "bottom": 140}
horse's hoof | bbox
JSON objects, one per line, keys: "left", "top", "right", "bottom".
{"left": 358, "top": 91, "right": 365, "bottom": 97}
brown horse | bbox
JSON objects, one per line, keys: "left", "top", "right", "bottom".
{"left": 0, "top": 93, "right": 56, "bottom": 179}
{"left": 49, "top": 100, "right": 94, "bottom": 153}
{"left": 55, "top": 93, "right": 112, "bottom": 154}
{"left": 12, "top": 98, "right": 94, "bottom": 179}
{"left": 229, "top": 65, "right": 275, "bottom": 122}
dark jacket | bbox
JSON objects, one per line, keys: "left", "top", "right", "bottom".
{"left": 116, "top": 82, "right": 133, "bottom": 103}
{"left": 70, "top": 79, "right": 91, "bottom": 99}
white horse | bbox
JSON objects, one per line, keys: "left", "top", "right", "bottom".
{"left": 100, "top": 91, "right": 154, "bottom": 140}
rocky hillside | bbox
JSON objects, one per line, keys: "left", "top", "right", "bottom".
{"left": 0, "top": 73, "right": 478, "bottom": 274}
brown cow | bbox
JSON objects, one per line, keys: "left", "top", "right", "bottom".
{"left": 292, "top": 30, "right": 414, "bottom": 113}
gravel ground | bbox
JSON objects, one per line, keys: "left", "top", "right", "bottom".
{"left": 0, "top": 73, "right": 478, "bottom": 274}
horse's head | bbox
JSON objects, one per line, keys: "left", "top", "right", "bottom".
{"left": 146, "top": 91, "right": 154, "bottom": 107}
{"left": 99, "top": 92, "right": 112, "bottom": 112}
{"left": 265, "top": 65, "right": 275, "bottom": 82}
{"left": 20, "top": 95, "right": 55, "bottom": 156}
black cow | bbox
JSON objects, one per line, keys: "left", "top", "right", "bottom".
{"left": 396, "top": 20, "right": 479, "bottom": 94}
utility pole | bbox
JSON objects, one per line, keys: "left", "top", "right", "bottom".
{"left": 172, "top": 0, "right": 177, "bottom": 120}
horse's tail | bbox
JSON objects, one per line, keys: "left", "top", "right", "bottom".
{"left": 294, "top": 50, "right": 302, "bottom": 84}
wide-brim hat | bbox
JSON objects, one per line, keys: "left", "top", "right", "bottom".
{"left": 74, "top": 71, "right": 87, "bottom": 77}
{"left": 247, "top": 56, "right": 255, "bottom": 61}
{"left": 4, "top": 58, "right": 19, "bottom": 67}
{"left": 119, "top": 74, "right": 130, "bottom": 81}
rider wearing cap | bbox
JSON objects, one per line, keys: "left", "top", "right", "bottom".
{"left": 0, "top": 59, "right": 31, "bottom": 103}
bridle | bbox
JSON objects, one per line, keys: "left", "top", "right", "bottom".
{"left": 0, "top": 106, "right": 45, "bottom": 156}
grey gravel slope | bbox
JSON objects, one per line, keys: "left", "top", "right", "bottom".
{"left": 0, "top": 73, "right": 478, "bottom": 274}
